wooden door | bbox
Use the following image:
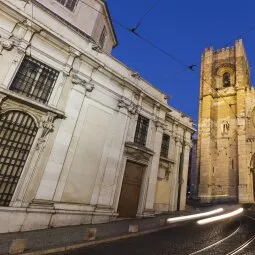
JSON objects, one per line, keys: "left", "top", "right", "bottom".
{"left": 118, "top": 161, "right": 144, "bottom": 218}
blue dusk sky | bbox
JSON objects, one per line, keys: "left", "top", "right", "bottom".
{"left": 106, "top": 0, "right": 255, "bottom": 123}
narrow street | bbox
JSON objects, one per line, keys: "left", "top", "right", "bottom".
{"left": 56, "top": 213, "right": 255, "bottom": 255}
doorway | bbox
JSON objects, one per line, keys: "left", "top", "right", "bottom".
{"left": 118, "top": 161, "right": 144, "bottom": 218}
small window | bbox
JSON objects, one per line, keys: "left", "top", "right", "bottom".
{"left": 160, "top": 134, "right": 170, "bottom": 158}
{"left": 223, "top": 72, "right": 230, "bottom": 87}
{"left": 10, "top": 56, "right": 59, "bottom": 104}
{"left": 134, "top": 115, "right": 149, "bottom": 146}
{"left": 99, "top": 27, "right": 107, "bottom": 49}
{"left": 56, "top": 0, "right": 78, "bottom": 11}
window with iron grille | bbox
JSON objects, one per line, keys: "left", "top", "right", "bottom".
{"left": 134, "top": 115, "right": 149, "bottom": 146}
{"left": 99, "top": 27, "right": 107, "bottom": 49}
{"left": 0, "top": 111, "right": 38, "bottom": 206}
{"left": 10, "top": 56, "right": 59, "bottom": 104}
{"left": 160, "top": 134, "right": 170, "bottom": 158}
{"left": 56, "top": 0, "right": 78, "bottom": 11}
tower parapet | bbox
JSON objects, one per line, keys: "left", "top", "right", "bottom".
{"left": 197, "top": 40, "right": 251, "bottom": 203}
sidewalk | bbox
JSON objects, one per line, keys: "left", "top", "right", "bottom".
{"left": 0, "top": 203, "right": 221, "bottom": 255}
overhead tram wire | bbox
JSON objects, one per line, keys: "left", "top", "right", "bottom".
{"left": 131, "top": 31, "right": 190, "bottom": 68}
{"left": 185, "top": 21, "right": 255, "bottom": 73}
{"left": 179, "top": 21, "right": 255, "bottom": 118}
{"left": 25, "top": 0, "right": 248, "bottom": 120}
{"left": 172, "top": 21, "right": 255, "bottom": 80}
{"left": 79, "top": 0, "right": 237, "bottom": 117}
{"left": 222, "top": 23, "right": 255, "bottom": 48}
{"left": 79, "top": 0, "right": 192, "bottom": 69}
{"left": 130, "top": 0, "right": 163, "bottom": 33}
{"left": 79, "top": 0, "right": 238, "bottom": 119}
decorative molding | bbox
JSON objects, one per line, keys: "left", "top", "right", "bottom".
{"left": 118, "top": 97, "right": 138, "bottom": 115}
{"left": 0, "top": 37, "right": 14, "bottom": 54}
{"left": 184, "top": 141, "right": 193, "bottom": 149}
{"left": 125, "top": 142, "right": 154, "bottom": 165}
{"left": 247, "top": 136, "right": 255, "bottom": 142}
{"left": 91, "top": 43, "right": 102, "bottom": 53}
{"left": 71, "top": 74, "right": 94, "bottom": 92}
{"left": 131, "top": 72, "right": 140, "bottom": 79}
{"left": 155, "top": 119, "right": 167, "bottom": 130}
{"left": 175, "top": 136, "right": 183, "bottom": 145}
{"left": 35, "top": 113, "right": 56, "bottom": 150}
{"left": 158, "top": 160, "right": 171, "bottom": 181}
{"left": 0, "top": 93, "right": 7, "bottom": 106}
{"left": 63, "top": 49, "right": 81, "bottom": 74}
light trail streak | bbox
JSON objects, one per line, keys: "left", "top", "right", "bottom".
{"left": 188, "top": 220, "right": 241, "bottom": 254}
{"left": 167, "top": 208, "right": 224, "bottom": 223}
{"left": 197, "top": 208, "right": 243, "bottom": 225}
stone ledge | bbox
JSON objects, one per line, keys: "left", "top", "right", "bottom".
{"left": 125, "top": 142, "right": 154, "bottom": 155}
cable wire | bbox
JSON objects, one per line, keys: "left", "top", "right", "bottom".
{"left": 79, "top": 0, "right": 189, "bottom": 68}
{"left": 130, "top": 0, "right": 163, "bottom": 32}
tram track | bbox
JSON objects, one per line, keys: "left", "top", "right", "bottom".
{"left": 226, "top": 215, "right": 255, "bottom": 255}
{"left": 189, "top": 214, "right": 255, "bottom": 255}
{"left": 188, "top": 220, "right": 241, "bottom": 255}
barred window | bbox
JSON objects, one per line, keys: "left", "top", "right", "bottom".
{"left": 0, "top": 111, "right": 38, "bottom": 206}
{"left": 134, "top": 115, "right": 149, "bottom": 146}
{"left": 99, "top": 27, "right": 107, "bottom": 49}
{"left": 56, "top": 0, "right": 78, "bottom": 11}
{"left": 10, "top": 56, "right": 59, "bottom": 104}
{"left": 160, "top": 134, "right": 170, "bottom": 158}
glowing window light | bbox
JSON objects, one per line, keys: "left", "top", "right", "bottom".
{"left": 167, "top": 208, "right": 224, "bottom": 223}
{"left": 197, "top": 208, "right": 243, "bottom": 225}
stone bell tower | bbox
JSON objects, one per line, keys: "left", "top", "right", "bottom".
{"left": 197, "top": 39, "right": 251, "bottom": 203}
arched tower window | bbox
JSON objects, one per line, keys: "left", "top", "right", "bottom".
{"left": 0, "top": 111, "right": 38, "bottom": 206}
{"left": 223, "top": 72, "right": 231, "bottom": 87}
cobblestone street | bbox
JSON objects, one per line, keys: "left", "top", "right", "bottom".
{"left": 56, "top": 213, "right": 255, "bottom": 255}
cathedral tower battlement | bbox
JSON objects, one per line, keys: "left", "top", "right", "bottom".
{"left": 197, "top": 40, "right": 254, "bottom": 203}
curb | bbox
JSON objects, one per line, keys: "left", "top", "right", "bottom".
{"left": 20, "top": 224, "right": 173, "bottom": 255}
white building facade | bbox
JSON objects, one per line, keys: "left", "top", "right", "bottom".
{"left": 0, "top": 0, "right": 194, "bottom": 233}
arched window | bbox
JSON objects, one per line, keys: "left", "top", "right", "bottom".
{"left": 0, "top": 111, "right": 38, "bottom": 206}
{"left": 223, "top": 72, "right": 231, "bottom": 87}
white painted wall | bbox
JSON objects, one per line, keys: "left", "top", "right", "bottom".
{"left": 0, "top": 0, "right": 194, "bottom": 233}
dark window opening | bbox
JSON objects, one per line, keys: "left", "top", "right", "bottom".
{"left": 160, "top": 134, "right": 170, "bottom": 158}
{"left": 0, "top": 111, "right": 38, "bottom": 206}
{"left": 223, "top": 72, "right": 231, "bottom": 87}
{"left": 56, "top": 0, "right": 78, "bottom": 11}
{"left": 99, "top": 27, "right": 107, "bottom": 49}
{"left": 10, "top": 56, "right": 59, "bottom": 104}
{"left": 134, "top": 115, "right": 149, "bottom": 146}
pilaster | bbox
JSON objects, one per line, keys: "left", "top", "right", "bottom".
{"left": 179, "top": 141, "right": 192, "bottom": 210}
{"left": 35, "top": 74, "right": 94, "bottom": 202}
{"left": 144, "top": 119, "right": 165, "bottom": 212}
{"left": 237, "top": 116, "right": 249, "bottom": 202}
{"left": 170, "top": 136, "right": 182, "bottom": 211}
{"left": 92, "top": 96, "right": 136, "bottom": 208}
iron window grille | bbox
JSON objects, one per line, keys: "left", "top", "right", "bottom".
{"left": 99, "top": 27, "right": 107, "bottom": 49}
{"left": 10, "top": 56, "right": 59, "bottom": 104}
{"left": 0, "top": 111, "right": 38, "bottom": 206}
{"left": 134, "top": 115, "right": 149, "bottom": 146}
{"left": 56, "top": 0, "right": 78, "bottom": 11}
{"left": 160, "top": 134, "right": 170, "bottom": 158}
